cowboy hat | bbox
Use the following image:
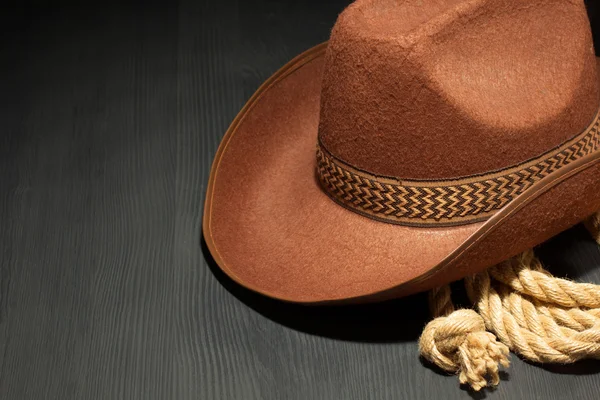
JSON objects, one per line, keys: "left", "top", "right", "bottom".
{"left": 203, "top": 0, "right": 600, "bottom": 304}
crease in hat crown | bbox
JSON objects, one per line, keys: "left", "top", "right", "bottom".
{"left": 315, "top": 0, "right": 600, "bottom": 227}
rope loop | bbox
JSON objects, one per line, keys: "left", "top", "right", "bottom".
{"left": 419, "top": 212, "right": 600, "bottom": 391}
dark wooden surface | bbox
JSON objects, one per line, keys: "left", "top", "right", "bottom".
{"left": 2, "top": 1, "right": 600, "bottom": 399}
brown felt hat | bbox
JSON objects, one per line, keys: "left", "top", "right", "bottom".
{"left": 203, "top": 0, "right": 600, "bottom": 304}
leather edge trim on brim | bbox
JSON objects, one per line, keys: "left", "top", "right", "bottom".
{"left": 397, "top": 151, "right": 600, "bottom": 298}
{"left": 203, "top": 42, "right": 600, "bottom": 304}
{"left": 202, "top": 43, "right": 329, "bottom": 297}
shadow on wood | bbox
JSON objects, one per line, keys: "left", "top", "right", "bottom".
{"left": 536, "top": 224, "right": 600, "bottom": 281}
{"left": 201, "top": 234, "right": 429, "bottom": 343}
{"left": 202, "top": 223, "right": 600, "bottom": 377}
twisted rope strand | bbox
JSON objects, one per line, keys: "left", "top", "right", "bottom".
{"left": 428, "top": 284, "right": 454, "bottom": 317}
{"left": 489, "top": 251, "right": 600, "bottom": 308}
{"left": 419, "top": 211, "right": 600, "bottom": 391}
{"left": 540, "top": 305, "right": 600, "bottom": 331}
{"left": 466, "top": 274, "right": 600, "bottom": 362}
{"left": 584, "top": 211, "right": 600, "bottom": 244}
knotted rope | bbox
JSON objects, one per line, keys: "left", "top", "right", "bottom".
{"left": 419, "top": 212, "right": 600, "bottom": 391}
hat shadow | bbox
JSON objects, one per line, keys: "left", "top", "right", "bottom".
{"left": 201, "top": 235, "right": 429, "bottom": 343}
{"left": 535, "top": 224, "right": 600, "bottom": 282}
{"left": 202, "top": 223, "right": 600, "bottom": 378}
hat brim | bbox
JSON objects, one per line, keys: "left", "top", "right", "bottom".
{"left": 203, "top": 43, "right": 600, "bottom": 304}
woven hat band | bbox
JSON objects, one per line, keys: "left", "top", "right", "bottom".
{"left": 316, "top": 111, "right": 600, "bottom": 227}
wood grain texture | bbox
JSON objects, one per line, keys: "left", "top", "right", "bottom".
{"left": 0, "top": 1, "right": 599, "bottom": 399}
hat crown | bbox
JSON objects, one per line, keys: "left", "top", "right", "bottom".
{"left": 318, "top": 0, "right": 599, "bottom": 180}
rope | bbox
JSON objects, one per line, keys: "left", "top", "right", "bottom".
{"left": 585, "top": 211, "right": 600, "bottom": 244}
{"left": 419, "top": 212, "right": 600, "bottom": 391}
